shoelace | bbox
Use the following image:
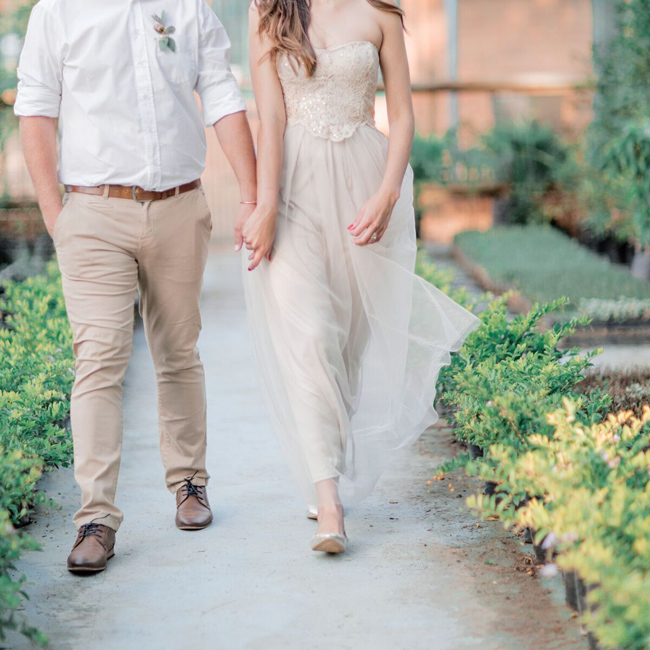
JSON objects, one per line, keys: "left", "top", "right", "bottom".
{"left": 184, "top": 481, "right": 202, "bottom": 498}
{"left": 78, "top": 522, "right": 104, "bottom": 540}
{"left": 178, "top": 474, "right": 204, "bottom": 506}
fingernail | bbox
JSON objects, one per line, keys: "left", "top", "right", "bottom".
{"left": 235, "top": 245, "right": 241, "bottom": 251}
{"left": 248, "top": 267, "right": 252, "bottom": 272}
{"left": 348, "top": 225, "right": 353, "bottom": 230}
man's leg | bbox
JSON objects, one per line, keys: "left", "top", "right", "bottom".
{"left": 55, "top": 193, "right": 140, "bottom": 533}
{"left": 137, "top": 189, "right": 211, "bottom": 524}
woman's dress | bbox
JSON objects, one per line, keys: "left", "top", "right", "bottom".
{"left": 243, "top": 41, "right": 480, "bottom": 505}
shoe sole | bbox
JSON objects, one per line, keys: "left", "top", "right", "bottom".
{"left": 176, "top": 520, "right": 213, "bottom": 531}
{"left": 67, "top": 549, "right": 115, "bottom": 574}
{"left": 311, "top": 538, "right": 346, "bottom": 554}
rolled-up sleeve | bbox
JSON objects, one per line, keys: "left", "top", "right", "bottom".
{"left": 195, "top": 1, "right": 247, "bottom": 127}
{"left": 14, "top": 2, "right": 63, "bottom": 118}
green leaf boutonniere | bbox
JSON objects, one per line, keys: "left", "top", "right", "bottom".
{"left": 152, "top": 10, "right": 177, "bottom": 53}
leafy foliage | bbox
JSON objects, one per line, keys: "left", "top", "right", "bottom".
{"left": 419, "top": 247, "right": 650, "bottom": 649}
{"left": 410, "top": 129, "right": 495, "bottom": 189}
{"left": 465, "top": 404, "right": 650, "bottom": 650}
{"left": 482, "top": 120, "right": 579, "bottom": 225}
{"left": 585, "top": 0, "right": 650, "bottom": 247}
{"left": 0, "top": 261, "right": 74, "bottom": 646}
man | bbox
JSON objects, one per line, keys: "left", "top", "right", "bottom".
{"left": 15, "top": 0, "right": 257, "bottom": 574}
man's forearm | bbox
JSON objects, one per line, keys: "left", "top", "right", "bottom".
{"left": 213, "top": 111, "right": 257, "bottom": 201}
{"left": 20, "top": 117, "right": 61, "bottom": 232}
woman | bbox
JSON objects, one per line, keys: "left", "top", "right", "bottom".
{"left": 242, "top": 0, "right": 480, "bottom": 554}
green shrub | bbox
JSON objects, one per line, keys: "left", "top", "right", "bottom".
{"left": 465, "top": 404, "right": 650, "bottom": 650}
{"left": 482, "top": 119, "right": 578, "bottom": 225}
{"left": 418, "top": 246, "right": 650, "bottom": 649}
{"left": 0, "top": 449, "right": 47, "bottom": 647}
{"left": 410, "top": 129, "right": 494, "bottom": 190}
{"left": 0, "top": 260, "right": 74, "bottom": 646}
{"left": 585, "top": 0, "right": 650, "bottom": 248}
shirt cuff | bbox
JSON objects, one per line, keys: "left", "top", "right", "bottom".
{"left": 14, "top": 90, "right": 61, "bottom": 118}
{"left": 201, "top": 91, "right": 247, "bottom": 127}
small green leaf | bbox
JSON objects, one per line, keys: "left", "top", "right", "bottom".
{"left": 166, "top": 26, "right": 175, "bottom": 34}
{"left": 152, "top": 13, "right": 162, "bottom": 23}
{"left": 159, "top": 37, "right": 169, "bottom": 51}
{"left": 167, "top": 37, "right": 176, "bottom": 52}
{"left": 161, "top": 9, "right": 166, "bottom": 24}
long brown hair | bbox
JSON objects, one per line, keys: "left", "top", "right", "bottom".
{"left": 255, "top": 0, "right": 404, "bottom": 76}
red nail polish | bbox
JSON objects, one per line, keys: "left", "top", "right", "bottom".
{"left": 348, "top": 225, "right": 353, "bottom": 230}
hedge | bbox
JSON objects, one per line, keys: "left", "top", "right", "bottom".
{"left": 0, "top": 261, "right": 74, "bottom": 646}
{"left": 416, "top": 251, "right": 650, "bottom": 649}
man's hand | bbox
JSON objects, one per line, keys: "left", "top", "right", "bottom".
{"left": 234, "top": 202, "right": 256, "bottom": 252}
{"left": 20, "top": 117, "right": 62, "bottom": 238}
{"left": 41, "top": 200, "right": 64, "bottom": 238}
{"left": 213, "top": 113, "right": 258, "bottom": 254}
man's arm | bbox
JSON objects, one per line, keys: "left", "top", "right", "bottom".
{"left": 213, "top": 111, "right": 257, "bottom": 251}
{"left": 195, "top": 2, "right": 257, "bottom": 250}
{"left": 20, "top": 116, "right": 62, "bottom": 236}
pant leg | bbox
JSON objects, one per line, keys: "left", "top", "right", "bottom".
{"left": 54, "top": 193, "right": 141, "bottom": 532}
{"left": 137, "top": 189, "right": 211, "bottom": 493}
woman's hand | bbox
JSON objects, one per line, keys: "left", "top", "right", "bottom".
{"left": 348, "top": 188, "right": 399, "bottom": 246}
{"left": 242, "top": 203, "right": 277, "bottom": 271}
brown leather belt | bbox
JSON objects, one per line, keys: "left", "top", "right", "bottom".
{"left": 65, "top": 179, "right": 201, "bottom": 202}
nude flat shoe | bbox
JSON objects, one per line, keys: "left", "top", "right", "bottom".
{"left": 310, "top": 532, "right": 348, "bottom": 554}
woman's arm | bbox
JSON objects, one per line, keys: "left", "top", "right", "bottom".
{"left": 349, "top": 7, "right": 415, "bottom": 246}
{"left": 243, "top": 4, "right": 286, "bottom": 271}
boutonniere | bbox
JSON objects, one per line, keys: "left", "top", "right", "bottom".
{"left": 152, "top": 11, "right": 177, "bottom": 52}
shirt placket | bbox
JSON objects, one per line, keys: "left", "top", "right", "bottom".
{"left": 130, "top": 0, "right": 162, "bottom": 190}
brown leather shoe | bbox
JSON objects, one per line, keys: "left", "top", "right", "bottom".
{"left": 67, "top": 523, "right": 115, "bottom": 574}
{"left": 176, "top": 479, "right": 213, "bottom": 530}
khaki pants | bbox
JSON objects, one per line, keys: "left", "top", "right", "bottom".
{"left": 54, "top": 188, "right": 212, "bottom": 532}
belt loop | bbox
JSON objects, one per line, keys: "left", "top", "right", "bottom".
{"left": 102, "top": 184, "right": 110, "bottom": 199}
{"left": 175, "top": 185, "right": 181, "bottom": 197}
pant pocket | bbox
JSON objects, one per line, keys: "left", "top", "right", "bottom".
{"left": 52, "top": 193, "right": 76, "bottom": 246}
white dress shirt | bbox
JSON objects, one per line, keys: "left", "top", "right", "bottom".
{"left": 14, "top": 0, "right": 246, "bottom": 191}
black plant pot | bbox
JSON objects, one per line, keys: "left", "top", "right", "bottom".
{"left": 563, "top": 570, "right": 588, "bottom": 612}
{"left": 468, "top": 444, "right": 484, "bottom": 460}
{"left": 532, "top": 536, "right": 547, "bottom": 564}
{"left": 523, "top": 526, "right": 534, "bottom": 545}
{"left": 483, "top": 480, "right": 499, "bottom": 496}
{"left": 587, "top": 632, "right": 604, "bottom": 650}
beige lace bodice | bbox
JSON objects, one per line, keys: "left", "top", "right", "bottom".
{"left": 276, "top": 41, "right": 379, "bottom": 142}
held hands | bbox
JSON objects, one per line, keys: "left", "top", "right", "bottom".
{"left": 240, "top": 203, "right": 276, "bottom": 271}
{"left": 234, "top": 202, "right": 256, "bottom": 252}
{"left": 348, "top": 188, "right": 399, "bottom": 246}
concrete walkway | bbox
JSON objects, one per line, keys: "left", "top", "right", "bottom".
{"left": 9, "top": 247, "right": 584, "bottom": 650}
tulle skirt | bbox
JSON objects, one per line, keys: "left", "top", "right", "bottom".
{"left": 243, "top": 123, "right": 480, "bottom": 506}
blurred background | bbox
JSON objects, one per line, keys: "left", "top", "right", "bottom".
{"left": 1, "top": 0, "right": 648, "bottom": 299}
